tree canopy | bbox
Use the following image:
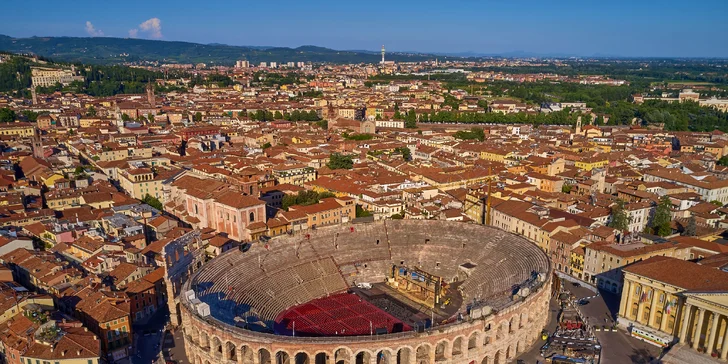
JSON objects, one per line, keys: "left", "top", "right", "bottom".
{"left": 327, "top": 153, "right": 354, "bottom": 170}
{"left": 608, "top": 199, "right": 631, "bottom": 232}
{"left": 282, "top": 190, "right": 336, "bottom": 210}
{"left": 142, "top": 194, "right": 163, "bottom": 211}
{"left": 649, "top": 196, "right": 673, "bottom": 236}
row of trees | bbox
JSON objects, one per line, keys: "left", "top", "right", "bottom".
{"left": 282, "top": 190, "right": 336, "bottom": 210}
{"left": 245, "top": 110, "right": 320, "bottom": 122}
{"left": 608, "top": 196, "right": 697, "bottom": 237}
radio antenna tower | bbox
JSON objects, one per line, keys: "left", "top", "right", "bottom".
{"left": 381, "top": 45, "right": 386, "bottom": 64}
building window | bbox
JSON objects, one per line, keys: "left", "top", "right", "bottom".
{"left": 249, "top": 212, "right": 255, "bottom": 222}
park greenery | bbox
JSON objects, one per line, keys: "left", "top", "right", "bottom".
{"left": 282, "top": 190, "right": 336, "bottom": 210}
{"left": 454, "top": 128, "right": 485, "bottom": 141}
{"left": 0, "top": 108, "right": 16, "bottom": 122}
{"left": 327, "top": 153, "right": 354, "bottom": 170}
{"left": 247, "top": 109, "right": 320, "bottom": 122}
{"left": 342, "top": 133, "right": 374, "bottom": 141}
{"left": 142, "top": 194, "right": 164, "bottom": 211}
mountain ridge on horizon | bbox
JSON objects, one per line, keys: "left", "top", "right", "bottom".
{"left": 1, "top": 34, "right": 724, "bottom": 65}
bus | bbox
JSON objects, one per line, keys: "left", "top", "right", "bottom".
{"left": 629, "top": 326, "right": 673, "bottom": 348}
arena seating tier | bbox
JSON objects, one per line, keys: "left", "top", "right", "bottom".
{"left": 191, "top": 221, "right": 549, "bottom": 333}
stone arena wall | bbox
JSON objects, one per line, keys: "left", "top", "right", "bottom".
{"left": 179, "top": 276, "right": 551, "bottom": 364}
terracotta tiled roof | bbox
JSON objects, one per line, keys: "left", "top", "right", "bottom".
{"left": 624, "top": 256, "right": 728, "bottom": 292}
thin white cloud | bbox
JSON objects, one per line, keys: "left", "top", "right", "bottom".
{"left": 85, "top": 21, "right": 104, "bottom": 37}
{"left": 129, "top": 18, "right": 163, "bottom": 39}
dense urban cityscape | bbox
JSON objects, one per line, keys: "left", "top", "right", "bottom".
{"left": 0, "top": 3, "right": 727, "bottom": 364}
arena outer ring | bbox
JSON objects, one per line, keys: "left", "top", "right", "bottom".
{"left": 179, "top": 223, "right": 553, "bottom": 364}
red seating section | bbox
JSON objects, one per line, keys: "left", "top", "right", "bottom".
{"left": 274, "top": 293, "right": 411, "bottom": 336}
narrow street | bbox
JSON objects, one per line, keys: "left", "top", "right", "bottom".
{"left": 132, "top": 306, "right": 170, "bottom": 364}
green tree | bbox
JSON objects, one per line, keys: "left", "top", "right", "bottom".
{"left": 282, "top": 190, "right": 335, "bottom": 210}
{"left": 121, "top": 113, "right": 131, "bottom": 122}
{"left": 316, "top": 120, "right": 328, "bottom": 130}
{"left": 193, "top": 112, "right": 203, "bottom": 122}
{"left": 395, "top": 147, "right": 412, "bottom": 161}
{"left": 454, "top": 128, "right": 485, "bottom": 142}
{"left": 21, "top": 110, "right": 39, "bottom": 122}
{"left": 327, "top": 153, "right": 354, "bottom": 170}
{"left": 710, "top": 200, "right": 723, "bottom": 207}
{"left": 142, "top": 194, "right": 163, "bottom": 211}
{"left": 650, "top": 196, "right": 673, "bottom": 236}
{"left": 608, "top": 199, "right": 631, "bottom": 232}
{"left": 390, "top": 213, "right": 404, "bottom": 219}
{"left": 562, "top": 185, "right": 573, "bottom": 194}
{"left": 86, "top": 106, "right": 97, "bottom": 117}
{"left": 718, "top": 156, "right": 728, "bottom": 167}
{"left": 356, "top": 205, "right": 373, "bottom": 218}
{"left": 0, "top": 108, "right": 16, "bottom": 123}
{"left": 274, "top": 111, "right": 283, "bottom": 120}
{"left": 261, "top": 142, "right": 272, "bottom": 149}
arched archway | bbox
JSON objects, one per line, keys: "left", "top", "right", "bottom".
{"left": 435, "top": 340, "right": 449, "bottom": 362}
{"left": 276, "top": 351, "right": 291, "bottom": 364}
{"left": 496, "top": 322, "right": 505, "bottom": 340}
{"left": 355, "top": 351, "right": 371, "bottom": 364}
{"left": 199, "top": 331, "right": 209, "bottom": 349}
{"left": 210, "top": 336, "right": 222, "bottom": 359}
{"left": 506, "top": 344, "right": 513, "bottom": 360}
{"left": 415, "top": 344, "right": 431, "bottom": 364}
{"left": 509, "top": 316, "right": 516, "bottom": 333}
{"left": 483, "top": 335, "right": 492, "bottom": 348}
{"left": 520, "top": 312, "right": 527, "bottom": 328}
{"left": 295, "top": 352, "right": 310, "bottom": 364}
{"left": 335, "top": 348, "right": 352, "bottom": 364}
{"left": 493, "top": 350, "right": 501, "bottom": 364}
{"left": 396, "top": 347, "right": 411, "bottom": 364}
{"left": 225, "top": 341, "right": 236, "bottom": 361}
{"left": 376, "top": 350, "right": 392, "bottom": 364}
{"left": 481, "top": 355, "right": 491, "bottom": 364}
{"left": 259, "top": 348, "right": 272, "bottom": 364}
{"left": 452, "top": 336, "right": 464, "bottom": 356}
{"left": 468, "top": 331, "right": 479, "bottom": 353}
{"left": 315, "top": 352, "right": 327, "bottom": 364}
{"left": 240, "top": 345, "right": 254, "bottom": 364}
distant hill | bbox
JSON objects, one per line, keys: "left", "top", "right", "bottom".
{"left": 0, "top": 35, "right": 448, "bottom": 65}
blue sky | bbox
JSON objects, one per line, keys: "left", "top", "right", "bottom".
{"left": 1, "top": 0, "right": 727, "bottom": 57}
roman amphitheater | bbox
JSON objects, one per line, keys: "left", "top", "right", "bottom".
{"left": 179, "top": 220, "right": 552, "bottom": 364}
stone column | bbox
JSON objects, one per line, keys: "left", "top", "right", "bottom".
{"left": 636, "top": 286, "right": 646, "bottom": 324}
{"left": 693, "top": 308, "right": 706, "bottom": 350}
{"left": 619, "top": 280, "right": 632, "bottom": 318}
{"left": 721, "top": 326, "right": 728, "bottom": 360}
{"left": 680, "top": 304, "right": 693, "bottom": 344}
{"left": 659, "top": 298, "right": 670, "bottom": 333}
{"left": 707, "top": 313, "right": 721, "bottom": 355}
{"left": 648, "top": 289, "right": 659, "bottom": 328}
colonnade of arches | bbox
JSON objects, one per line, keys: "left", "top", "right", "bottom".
{"left": 183, "top": 292, "right": 548, "bottom": 364}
